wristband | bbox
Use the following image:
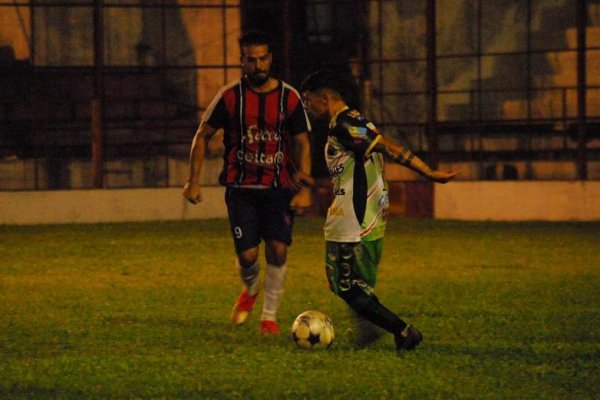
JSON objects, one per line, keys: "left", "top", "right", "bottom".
{"left": 395, "top": 150, "right": 415, "bottom": 166}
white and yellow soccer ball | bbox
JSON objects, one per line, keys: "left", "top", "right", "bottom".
{"left": 291, "top": 310, "right": 334, "bottom": 350}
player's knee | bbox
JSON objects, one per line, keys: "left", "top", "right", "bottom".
{"left": 237, "top": 248, "right": 259, "bottom": 268}
{"left": 266, "top": 252, "right": 287, "bottom": 266}
{"left": 265, "top": 240, "right": 288, "bottom": 266}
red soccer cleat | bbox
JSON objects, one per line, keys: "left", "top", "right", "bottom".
{"left": 231, "top": 288, "right": 258, "bottom": 325}
{"left": 259, "top": 320, "right": 280, "bottom": 336}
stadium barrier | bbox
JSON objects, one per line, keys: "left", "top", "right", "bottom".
{"left": 0, "top": 187, "right": 227, "bottom": 225}
{"left": 1, "top": 181, "right": 599, "bottom": 225}
{"left": 435, "top": 181, "right": 600, "bottom": 221}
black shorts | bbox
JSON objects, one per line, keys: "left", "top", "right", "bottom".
{"left": 225, "top": 187, "right": 295, "bottom": 254}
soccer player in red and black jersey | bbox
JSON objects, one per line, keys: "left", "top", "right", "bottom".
{"left": 183, "top": 30, "right": 313, "bottom": 336}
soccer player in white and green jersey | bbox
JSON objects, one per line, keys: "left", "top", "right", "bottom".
{"left": 301, "top": 69, "right": 458, "bottom": 352}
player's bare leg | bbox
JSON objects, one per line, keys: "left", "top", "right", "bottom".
{"left": 231, "top": 247, "right": 260, "bottom": 325}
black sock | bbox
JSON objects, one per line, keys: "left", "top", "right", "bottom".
{"left": 341, "top": 287, "right": 407, "bottom": 334}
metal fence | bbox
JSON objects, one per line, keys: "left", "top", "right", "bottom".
{"left": 0, "top": 0, "right": 241, "bottom": 190}
{"left": 366, "top": 0, "right": 600, "bottom": 180}
{"left": 1, "top": 0, "right": 599, "bottom": 190}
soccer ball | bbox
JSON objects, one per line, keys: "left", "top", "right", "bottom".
{"left": 291, "top": 310, "right": 334, "bottom": 350}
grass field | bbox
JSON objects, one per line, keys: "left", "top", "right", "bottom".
{"left": 1, "top": 217, "right": 599, "bottom": 399}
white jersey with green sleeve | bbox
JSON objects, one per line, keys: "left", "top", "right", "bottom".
{"left": 324, "top": 107, "right": 389, "bottom": 242}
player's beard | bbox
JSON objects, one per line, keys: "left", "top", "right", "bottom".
{"left": 247, "top": 71, "right": 269, "bottom": 87}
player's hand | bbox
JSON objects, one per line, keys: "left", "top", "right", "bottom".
{"left": 291, "top": 171, "right": 315, "bottom": 191}
{"left": 290, "top": 187, "right": 313, "bottom": 216}
{"left": 427, "top": 170, "right": 460, "bottom": 183}
{"left": 183, "top": 181, "right": 202, "bottom": 204}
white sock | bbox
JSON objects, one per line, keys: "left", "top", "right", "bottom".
{"left": 260, "top": 263, "right": 287, "bottom": 322}
{"left": 238, "top": 259, "right": 260, "bottom": 296}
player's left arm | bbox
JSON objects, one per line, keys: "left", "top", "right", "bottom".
{"left": 286, "top": 91, "right": 315, "bottom": 212}
{"left": 372, "top": 135, "right": 459, "bottom": 183}
{"left": 290, "top": 132, "right": 314, "bottom": 213}
{"left": 291, "top": 132, "right": 313, "bottom": 187}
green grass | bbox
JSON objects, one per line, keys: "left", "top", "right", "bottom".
{"left": 1, "top": 218, "right": 599, "bottom": 399}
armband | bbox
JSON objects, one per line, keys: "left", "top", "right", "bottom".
{"left": 395, "top": 150, "right": 415, "bottom": 166}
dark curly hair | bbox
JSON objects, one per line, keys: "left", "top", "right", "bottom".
{"left": 301, "top": 69, "right": 348, "bottom": 100}
{"left": 238, "top": 29, "right": 272, "bottom": 51}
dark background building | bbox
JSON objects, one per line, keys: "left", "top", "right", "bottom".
{"left": 0, "top": 0, "right": 599, "bottom": 190}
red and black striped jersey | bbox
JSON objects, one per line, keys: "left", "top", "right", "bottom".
{"left": 202, "top": 79, "right": 311, "bottom": 189}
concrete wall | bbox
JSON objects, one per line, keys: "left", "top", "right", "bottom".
{"left": 0, "top": 187, "right": 226, "bottom": 225}
{"left": 1, "top": 182, "right": 599, "bottom": 225}
{"left": 435, "top": 181, "right": 600, "bottom": 221}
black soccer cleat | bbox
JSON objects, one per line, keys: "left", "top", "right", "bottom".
{"left": 394, "top": 325, "right": 423, "bottom": 351}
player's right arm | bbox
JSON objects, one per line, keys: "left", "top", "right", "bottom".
{"left": 183, "top": 120, "right": 218, "bottom": 204}
{"left": 336, "top": 110, "right": 458, "bottom": 183}
{"left": 373, "top": 135, "right": 459, "bottom": 183}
